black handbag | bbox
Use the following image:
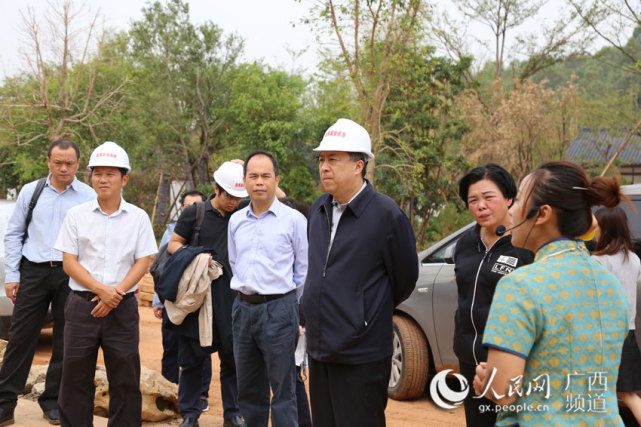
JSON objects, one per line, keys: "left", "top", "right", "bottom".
{"left": 149, "top": 200, "right": 206, "bottom": 285}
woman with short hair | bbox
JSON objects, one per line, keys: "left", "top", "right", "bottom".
{"left": 454, "top": 163, "right": 533, "bottom": 426}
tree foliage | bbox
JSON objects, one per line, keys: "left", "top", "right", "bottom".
{"left": 568, "top": 0, "right": 641, "bottom": 74}
{"left": 305, "top": 0, "right": 424, "bottom": 183}
{"left": 377, "top": 45, "right": 473, "bottom": 247}
{"left": 0, "top": 1, "right": 127, "bottom": 188}
{"left": 127, "top": 0, "right": 243, "bottom": 190}
{"left": 458, "top": 78, "right": 580, "bottom": 181}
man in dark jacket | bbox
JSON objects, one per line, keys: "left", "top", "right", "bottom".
{"left": 166, "top": 161, "right": 247, "bottom": 427}
{"left": 301, "top": 118, "right": 419, "bottom": 427}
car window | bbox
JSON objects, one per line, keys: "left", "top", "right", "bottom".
{"left": 422, "top": 240, "right": 457, "bottom": 264}
{"left": 622, "top": 198, "right": 641, "bottom": 240}
{"left": 622, "top": 198, "right": 641, "bottom": 259}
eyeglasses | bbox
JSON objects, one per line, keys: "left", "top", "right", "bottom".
{"left": 221, "top": 190, "right": 242, "bottom": 203}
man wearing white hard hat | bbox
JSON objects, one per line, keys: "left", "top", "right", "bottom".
{"left": 166, "top": 161, "right": 247, "bottom": 427}
{"left": 55, "top": 141, "right": 158, "bottom": 426}
{"left": 0, "top": 139, "right": 94, "bottom": 425}
{"left": 301, "top": 119, "right": 419, "bottom": 426}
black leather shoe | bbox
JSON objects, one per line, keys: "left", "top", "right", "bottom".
{"left": 223, "top": 415, "right": 244, "bottom": 427}
{"left": 0, "top": 407, "right": 13, "bottom": 426}
{"left": 180, "top": 417, "right": 199, "bottom": 427}
{"left": 43, "top": 408, "right": 60, "bottom": 425}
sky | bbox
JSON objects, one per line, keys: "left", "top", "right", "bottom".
{"left": 0, "top": 0, "right": 619, "bottom": 80}
{"left": 0, "top": 0, "right": 320, "bottom": 79}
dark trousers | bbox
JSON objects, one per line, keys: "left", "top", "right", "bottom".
{"left": 232, "top": 292, "right": 299, "bottom": 427}
{"left": 308, "top": 356, "right": 391, "bottom": 427}
{"left": 459, "top": 360, "right": 497, "bottom": 427}
{"left": 178, "top": 348, "right": 240, "bottom": 419}
{"left": 296, "top": 366, "right": 312, "bottom": 427}
{"left": 161, "top": 309, "right": 212, "bottom": 396}
{"left": 59, "top": 293, "right": 141, "bottom": 427}
{"left": 0, "top": 260, "right": 68, "bottom": 411}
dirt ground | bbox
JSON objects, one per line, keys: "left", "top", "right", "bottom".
{"left": 33, "top": 305, "right": 465, "bottom": 426}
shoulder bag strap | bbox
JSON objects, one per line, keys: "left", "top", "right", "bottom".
{"left": 190, "top": 201, "right": 206, "bottom": 246}
{"left": 23, "top": 177, "right": 47, "bottom": 244}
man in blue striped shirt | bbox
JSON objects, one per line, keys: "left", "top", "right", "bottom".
{"left": 228, "top": 151, "right": 308, "bottom": 427}
{"left": 0, "top": 139, "right": 94, "bottom": 425}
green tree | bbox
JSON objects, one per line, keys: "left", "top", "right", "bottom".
{"left": 0, "top": 1, "right": 127, "bottom": 190}
{"left": 434, "top": 0, "right": 591, "bottom": 82}
{"left": 128, "top": 0, "right": 242, "bottom": 184}
{"left": 304, "top": 0, "right": 424, "bottom": 183}
{"left": 219, "top": 63, "right": 320, "bottom": 203}
{"left": 126, "top": 0, "right": 242, "bottom": 223}
{"left": 377, "top": 46, "right": 473, "bottom": 246}
{"left": 568, "top": 1, "right": 641, "bottom": 74}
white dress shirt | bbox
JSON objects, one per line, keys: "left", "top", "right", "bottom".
{"left": 54, "top": 197, "right": 158, "bottom": 293}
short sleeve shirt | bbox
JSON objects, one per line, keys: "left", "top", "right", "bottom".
{"left": 54, "top": 198, "right": 158, "bottom": 292}
{"left": 483, "top": 239, "right": 629, "bottom": 426}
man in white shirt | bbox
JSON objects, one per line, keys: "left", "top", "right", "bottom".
{"left": 54, "top": 142, "right": 157, "bottom": 426}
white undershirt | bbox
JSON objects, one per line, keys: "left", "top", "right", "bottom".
{"left": 329, "top": 182, "right": 367, "bottom": 249}
{"left": 593, "top": 250, "right": 641, "bottom": 330}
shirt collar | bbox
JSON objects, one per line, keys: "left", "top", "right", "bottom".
{"left": 246, "top": 196, "right": 283, "bottom": 218}
{"left": 534, "top": 238, "right": 584, "bottom": 262}
{"left": 91, "top": 196, "right": 129, "bottom": 216}
{"left": 331, "top": 181, "right": 367, "bottom": 211}
{"left": 45, "top": 174, "right": 81, "bottom": 192}
{"left": 323, "top": 180, "right": 373, "bottom": 218}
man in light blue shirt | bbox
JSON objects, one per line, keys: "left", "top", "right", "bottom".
{"left": 228, "top": 151, "right": 308, "bottom": 427}
{"left": 0, "top": 139, "right": 94, "bottom": 425}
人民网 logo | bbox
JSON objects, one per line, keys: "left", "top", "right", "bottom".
{"left": 429, "top": 369, "right": 469, "bottom": 409}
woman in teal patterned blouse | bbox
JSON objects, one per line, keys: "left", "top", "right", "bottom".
{"left": 473, "top": 161, "right": 630, "bottom": 426}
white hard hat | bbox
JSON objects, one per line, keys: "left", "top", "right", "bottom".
{"left": 313, "top": 118, "right": 374, "bottom": 160}
{"left": 213, "top": 162, "right": 248, "bottom": 198}
{"left": 87, "top": 141, "right": 131, "bottom": 173}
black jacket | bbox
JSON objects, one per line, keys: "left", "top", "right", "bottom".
{"left": 155, "top": 244, "right": 234, "bottom": 355}
{"left": 301, "top": 182, "right": 418, "bottom": 364}
{"left": 453, "top": 224, "right": 533, "bottom": 366}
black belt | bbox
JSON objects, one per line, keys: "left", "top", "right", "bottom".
{"left": 23, "top": 258, "right": 62, "bottom": 268}
{"left": 73, "top": 290, "right": 135, "bottom": 301}
{"left": 238, "top": 290, "right": 294, "bottom": 304}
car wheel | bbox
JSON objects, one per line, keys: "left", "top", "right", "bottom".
{"left": 388, "top": 314, "right": 429, "bottom": 400}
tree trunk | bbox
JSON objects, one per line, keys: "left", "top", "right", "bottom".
{"left": 197, "top": 156, "right": 209, "bottom": 186}
{"left": 155, "top": 173, "right": 171, "bottom": 226}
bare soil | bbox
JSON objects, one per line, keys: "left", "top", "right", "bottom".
{"left": 33, "top": 306, "right": 465, "bottom": 426}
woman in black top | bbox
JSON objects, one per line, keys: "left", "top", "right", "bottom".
{"left": 453, "top": 164, "right": 533, "bottom": 426}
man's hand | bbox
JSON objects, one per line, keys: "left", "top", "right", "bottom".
{"left": 91, "top": 301, "right": 113, "bottom": 318}
{"left": 153, "top": 307, "right": 163, "bottom": 319}
{"left": 96, "top": 285, "right": 124, "bottom": 308}
{"left": 5, "top": 282, "right": 19, "bottom": 303}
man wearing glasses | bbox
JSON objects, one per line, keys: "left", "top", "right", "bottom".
{"left": 167, "top": 162, "right": 247, "bottom": 427}
{"left": 0, "top": 139, "right": 94, "bottom": 425}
